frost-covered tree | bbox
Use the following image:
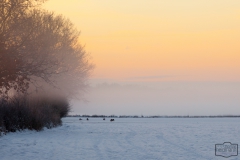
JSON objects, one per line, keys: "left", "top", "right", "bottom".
{"left": 0, "top": 0, "right": 93, "bottom": 99}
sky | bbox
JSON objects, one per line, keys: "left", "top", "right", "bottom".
{"left": 43, "top": 0, "right": 240, "bottom": 115}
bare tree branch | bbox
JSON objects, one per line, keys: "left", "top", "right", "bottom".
{"left": 0, "top": 0, "right": 93, "bottom": 99}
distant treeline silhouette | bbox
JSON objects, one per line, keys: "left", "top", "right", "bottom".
{"left": 67, "top": 115, "right": 240, "bottom": 118}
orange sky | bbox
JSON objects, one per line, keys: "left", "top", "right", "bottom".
{"left": 44, "top": 0, "right": 240, "bottom": 82}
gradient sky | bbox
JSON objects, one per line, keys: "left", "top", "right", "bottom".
{"left": 44, "top": 1, "right": 240, "bottom": 115}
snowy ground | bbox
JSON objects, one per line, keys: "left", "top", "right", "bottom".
{"left": 1, "top": 117, "right": 240, "bottom": 160}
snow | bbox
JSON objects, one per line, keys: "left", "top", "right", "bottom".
{"left": 1, "top": 117, "right": 240, "bottom": 160}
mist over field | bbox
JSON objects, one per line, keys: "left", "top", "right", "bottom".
{"left": 72, "top": 80, "right": 240, "bottom": 116}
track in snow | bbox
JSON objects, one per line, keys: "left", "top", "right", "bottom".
{"left": 1, "top": 117, "right": 240, "bottom": 160}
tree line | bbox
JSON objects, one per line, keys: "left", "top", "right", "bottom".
{"left": 68, "top": 115, "right": 240, "bottom": 118}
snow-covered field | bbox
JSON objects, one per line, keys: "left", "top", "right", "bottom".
{"left": 1, "top": 117, "right": 240, "bottom": 160}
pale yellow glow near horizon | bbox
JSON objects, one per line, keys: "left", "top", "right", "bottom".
{"left": 43, "top": 0, "right": 240, "bottom": 81}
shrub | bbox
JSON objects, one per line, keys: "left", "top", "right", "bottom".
{"left": 0, "top": 95, "right": 70, "bottom": 133}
